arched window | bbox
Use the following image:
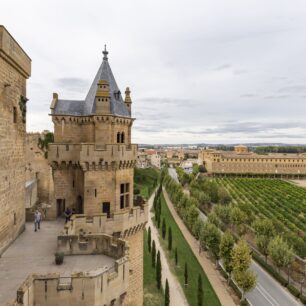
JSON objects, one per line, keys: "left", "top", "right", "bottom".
{"left": 121, "top": 132, "right": 125, "bottom": 144}
{"left": 117, "top": 132, "right": 120, "bottom": 143}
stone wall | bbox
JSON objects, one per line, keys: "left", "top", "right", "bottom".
{"left": 26, "top": 132, "right": 53, "bottom": 205}
{"left": 0, "top": 26, "right": 31, "bottom": 255}
{"left": 123, "top": 230, "right": 144, "bottom": 306}
{"left": 9, "top": 259, "right": 128, "bottom": 306}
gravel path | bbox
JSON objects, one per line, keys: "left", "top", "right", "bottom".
{"left": 146, "top": 191, "right": 189, "bottom": 306}
{"left": 162, "top": 187, "right": 237, "bottom": 306}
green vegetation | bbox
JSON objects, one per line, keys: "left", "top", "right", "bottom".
{"left": 231, "top": 240, "right": 257, "bottom": 300}
{"left": 134, "top": 168, "right": 159, "bottom": 198}
{"left": 214, "top": 178, "right": 306, "bottom": 258}
{"left": 138, "top": 169, "right": 164, "bottom": 305}
{"left": 38, "top": 132, "right": 54, "bottom": 158}
{"left": 144, "top": 231, "right": 164, "bottom": 306}
{"left": 253, "top": 145, "right": 306, "bottom": 154}
{"left": 153, "top": 188, "right": 221, "bottom": 306}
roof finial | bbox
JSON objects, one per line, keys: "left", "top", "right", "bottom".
{"left": 102, "top": 44, "right": 108, "bottom": 61}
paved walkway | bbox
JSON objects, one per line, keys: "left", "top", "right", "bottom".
{"left": 147, "top": 191, "right": 189, "bottom": 306}
{"left": 163, "top": 187, "right": 237, "bottom": 306}
{"left": 0, "top": 220, "right": 114, "bottom": 305}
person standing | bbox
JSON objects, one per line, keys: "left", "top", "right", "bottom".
{"left": 34, "top": 210, "right": 42, "bottom": 232}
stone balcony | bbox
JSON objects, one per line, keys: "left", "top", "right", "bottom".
{"left": 48, "top": 143, "right": 137, "bottom": 170}
{"left": 63, "top": 203, "right": 148, "bottom": 238}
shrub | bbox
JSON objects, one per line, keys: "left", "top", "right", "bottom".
{"left": 287, "top": 284, "right": 300, "bottom": 298}
{"left": 299, "top": 294, "right": 306, "bottom": 304}
{"left": 55, "top": 252, "right": 64, "bottom": 265}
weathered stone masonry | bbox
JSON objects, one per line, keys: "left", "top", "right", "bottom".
{"left": 0, "top": 26, "right": 31, "bottom": 255}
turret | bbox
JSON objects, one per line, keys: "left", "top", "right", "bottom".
{"left": 124, "top": 87, "right": 132, "bottom": 115}
{"left": 95, "top": 80, "right": 110, "bottom": 114}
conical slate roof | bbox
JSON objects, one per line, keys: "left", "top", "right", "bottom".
{"left": 53, "top": 49, "right": 130, "bottom": 117}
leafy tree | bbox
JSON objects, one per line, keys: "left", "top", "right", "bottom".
{"left": 152, "top": 240, "right": 156, "bottom": 267}
{"left": 186, "top": 205, "right": 199, "bottom": 228}
{"left": 214, "top": 204, "right": 230, "bottom": 225}
{"left": 256, "top": 235, "right": 270, "bottom": 262}
{"left": 184, "top": 262, "right": 188, "bottom": 287}
{"left": 197, "top": 274, "right": 203, "bottom": 306}
{"left": 162, "top": 218, "right": 166, "bottom": 239}
{"left": 168, "top": 226, "right": 172, "bottom": 251}
{"left": 192, "top": 218, "right": 203, "bottom": 240}
{"left": 156, "top": 251, "right": 162, "bottom": 289}
{"left": 218, "top": 187, "right": 232, "bottom": 205}
{"left": 207, "top": 212, "right": 221, "bottom": 227}
{"left": 268, "top": 236, "right": 294, "bottom": 275}
{"left": 252, "top": 218, "right": 275, "bottom": 238}
{"left": 219, "top": 231, "right": 235, "bottom": 280}
{"left": 200, "top": 222, "right": 221, "bottom": 261}
{"left": 148, "top": 227, "right": 152, "bottom": 253}
{"left": 233, "top": 269, "right": 256, "bottom": 301}
{"left": 231, "top": 239, "right": 252, "bottom": 273}
{"left": 229, "top": 206, "right": 247, "bottom": 235}
{"left": 175, "top": 247, "right": 178, "bottom": 266}
{"left": 165, "top": 279, "right": 170, "bottom": 306}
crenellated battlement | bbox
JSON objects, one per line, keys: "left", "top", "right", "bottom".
{"left": 49, "top": 143, "right": 137, "bottom": 170}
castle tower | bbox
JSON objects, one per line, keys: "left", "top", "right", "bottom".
{"left": 0, "top": 26, "right": 31, "bottom": 255}
{"left": 49, "top": 47, "right": 145, "bottom": 306}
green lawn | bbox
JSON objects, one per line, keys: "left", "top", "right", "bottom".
{"left": 143, "top": 230, "right": 164, "bottom": 306}
{"left": 135, "top": 168, "right": 163, "bottom": 306}
{"left": 155, "top": 192, "right": 221, "bottom": 306}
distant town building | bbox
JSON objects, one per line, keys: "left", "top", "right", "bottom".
{"left": 200, "top": 145, "right": 306, "bottom": 176}
{"left": 137, "top": 149, "right": 161, "bottom": 169}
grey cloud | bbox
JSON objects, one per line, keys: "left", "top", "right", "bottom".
{"left": 278, "top": 85, "right": 306, "bottom": 94}
{"left": 213, "top": 64, "right": 232, "bottom": 71}
{"left": 55, "top": 78, "right": 89, "bottom": 93}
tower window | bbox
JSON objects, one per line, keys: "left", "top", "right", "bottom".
{"left": 13, "top": 107, "right": 17, "bottom": 123}
{"left": 121, "top": 132, "right": 125, "bottom": 144}
{"left": 120, "top": 183, "right": 130, "bottom": 209}
{"left": 117, "top": 132, "right": 120, "bottom": 143}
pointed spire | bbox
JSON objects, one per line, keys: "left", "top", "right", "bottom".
{"left": 102, "top": 44, "right": 108, "bottom": 61}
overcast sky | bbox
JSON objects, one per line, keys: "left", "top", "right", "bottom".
{"left": 2, "top": 0, "right": 306, "bottom": 144}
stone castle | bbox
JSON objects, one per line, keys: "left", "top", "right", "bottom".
{"left": 47, "top": 46, "right": 146, "bottom": 306}
{"left": 0, "top": 26, "right": 147, "bottom": 306}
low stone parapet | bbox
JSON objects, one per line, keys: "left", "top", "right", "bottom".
{"left": 64, "top": 204, "right": 148, "bottom": 238}
{"left": 57, "top": 233, "right": 127, "bottom": 258}
{"left": 9, "top": 257, "right": 128, "bottom": 306}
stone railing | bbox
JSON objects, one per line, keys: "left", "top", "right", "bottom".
{"left": 57, "top": 233, "right": 127, "bottom": 258}
{"left": 48, "top": 143, "right": 137, "bottom": 168}
{"left": 64, "top": 203, "right": 148, "bottom": 238}
{"left": 8, "top": 257, "right": 128, "bottom": 306}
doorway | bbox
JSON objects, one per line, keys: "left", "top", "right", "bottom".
{"left": 77, "top": 195, "right": 83, "bottom": 214}
{"left": 56, "top": 199, "right": 65, "bottom": 217}
{"left": 102, "top": 202, "right": 110, "bottom": 218}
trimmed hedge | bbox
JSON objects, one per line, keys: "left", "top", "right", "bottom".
{"left": 287, "top": 284, "right": 300, "bottom": 298}
{"left": 299, "top": 294, "right": 306, "bottom": 305}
